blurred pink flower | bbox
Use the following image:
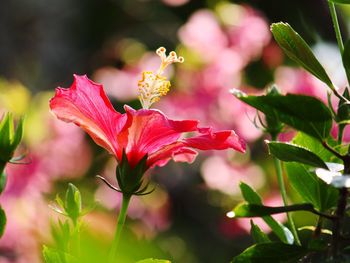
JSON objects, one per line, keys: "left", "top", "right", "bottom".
{"left": 200, "top": 156, "right": 265, "bottom": 195}
{"left": 93, "top": 67, "right": 139, "bottom": 102}
{"left": 178, "top": 10, "right": 228, "bottom": 62}
{"left": 275, "top": 66, "right": 328, "bottom": 101}
{"left": 93, "top": 52, "right": 169, "bottom": 102}
{"left": 161, "top": 0, "right": 189, "bottom": 6}
{"left": 0, "top": 197, "right": 50, "bottom": 263}
{"left": 226, "top": 6, "right": 270, "bottom": 63}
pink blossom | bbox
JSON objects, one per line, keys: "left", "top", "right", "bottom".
{"left": 200, "top": 156, "right": 265, "bottom": 195}
{"left": 178, "top": 10, "right": 228, "bottom": 62}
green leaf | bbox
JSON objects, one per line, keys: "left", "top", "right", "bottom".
{"left": 336, "top": 88, "right": 350, "bottom": 127}
{"left": 240, "top": 182, "right": 263, "bottom": 204}
{"left": 271, "top": 22, "right": 333, "bottom": 88}
{"left": 234, "top": 92, "right": 332, "bottom": 140}
{"left": 42, "top": 246, "right": 63, "bottom": 263}
{"left": 250, "top": 220, "right": 271, "bottom": 244}
{"left": 0, "top": 171, "right": 7, "bottom": 194}
{"left": 232, "top": 203, "right": 315, "bottom": 218}
{"left": 329, "top": 0, "right": 350, "bottom": 4}
{"left": 11, "top": 117, "right": 24, "bottom": 149}
{"left": 0, "top": 114, "right": 23, "bottom": 163}
{"left": 65, "top": 183, "right": 82, "bottom": 223}
{"left": 239, "top": 182, "right": 294, "bottom": 244}
{"left": 0, "top": 113, "right": 13, "bottom": 159}
{"left": 42, "top": 246, "right": 77, "bottom": 263}
{"left": 136, "top": 259, "right": 171, "bottom": 263}
{"left": 0, "top": 206, "right": 6, "bottom": 237}
{"left": 285, "top": 133, "right": 339, "bottom": 211}
{"left": 232, "top": 242, "right": 310, "bottom": 263}
{"left": 266, "top": 141, "right": 328, "bottom": 169}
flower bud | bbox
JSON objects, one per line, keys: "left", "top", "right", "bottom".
{"left": 64, "top": 183, "right": 82, "bottom": 224}
{"left": 0, "top": 113, "right": 23, "bottom": 179}
{"left": 265, "top": 85, "right": 284, "bottom": 138}
{"left": 116, "top": 150, "right": 149, "bottom": 196}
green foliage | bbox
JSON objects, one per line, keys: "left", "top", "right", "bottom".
{"left": 266, "top": 141, "right": 328, "bottom": 169}
{"left": 336, "top": 88, "right": 350, "bottom": 126}
{"left": 136, "top": 259, "right": 171, "bottom": 263}
{"left": 65, "top": 183, "right": 82, "bottom": 224}
{"left": 239, "top": 182, "right": 294, "bottom": 244}
{"left": 250, "top": 220, "right": 271, "bottom": 244}
{"left": 342, "top": 41, "right": 350, "bottom": 83}
{"left": 42, "top": 246, "right": 77, "bottom": 263}
{"left": 329, "top": 0, "right": 350, "bottom": 4}
{"left": 50, "top": 183, "right": 84, "bottom": 224}
{"left": 46, "top": 184, "right": 85, "bottom": 262}
{"left": 233, "top": 91, "right": 332, "bottom": 140}
{"left": 231, "top": 203, "right": 315, "bottom": 218}
{"left": 270, "top": 22, "right": 333, "bottom": 88}
{"left": 43, "top": 246, "right": 62, "bottom": 263}
{"left": 0, "top": 206, "right": 6, "bottom": 238}
{"left": 264, "top": 86, "right": 284, "bottom": 137}
{"left": 231, "top": 242, "right": 310, "bottom": 263}
{"left": 0, "top": 172, "right": 7, "bottom": 194}
{"left": 0, "top": 113, "right": 24, "bottom": 174}
{"left": 285, "top": 133, "right": 339, "bottom": 211}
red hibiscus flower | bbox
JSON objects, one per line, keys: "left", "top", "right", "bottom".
{"left": 49, "top": 74, "right": 245, "bottom": 169}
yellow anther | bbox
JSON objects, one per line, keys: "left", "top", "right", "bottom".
{"left": 137, "top": 47, "right": 183, "bottom": 109}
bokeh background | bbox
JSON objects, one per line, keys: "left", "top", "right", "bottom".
{"left": 1, "top": 0, "right": 350, "bottom": 262}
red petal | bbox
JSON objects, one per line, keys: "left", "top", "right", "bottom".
{"left": 120, "top": 105, "right": 199, "bottom": 167}
{"left": 184, "top": 129, "right": 246, "bottom": 153}
{"left": 49, "top": 75, "right": 128, "bottom": 156}
{"left": 147, "top": 142, "right": 198, "bottom": 167}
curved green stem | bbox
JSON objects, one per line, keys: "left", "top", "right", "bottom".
{"left": 338, "top": 124, "right": 345, "bottom": 145}
{"left": 328, "top": 1, "right": 344, "bottom": 53}
{"left": 108, "top": 194, "right": 131, "bottom": 263}
{"left": 271, "top": 135, "right": 301, "bottom": 245}
{"left": 273, "top": 157, "right": 301, "bottom": 245}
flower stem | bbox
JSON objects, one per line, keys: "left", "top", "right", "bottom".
{"left": 338, "top": 125, "right": 345, "bottom": 145}
{"left": 108, "top": 194, "right": 131, "bottom": 263}
{"left": 273, "top": 156, "right": 301, "bottom": 245}
{"left": 331, "top": 187, "right": 348, "bottom": 258}
{"left": 328, "top": 0, "right": 344, "bottom": 53}
{"left": 271, "top": 135, "right": 301, "bottom": 245}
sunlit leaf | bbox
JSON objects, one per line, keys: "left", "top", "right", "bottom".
{"left": 285, "top": 133, "right": 339, "bottom": 211}
{"left": 136, "top": 259, "right": 171, "bottom": 263}
{"left": 329, "top": 0, "right": 350, "bottom": 4}
{"left": 42, "top": 246, "right": 76, "bottom": 263}
{"left": 250, "top": 220, "right": 271, "bottom": 244}
{"left": 231, "top": 203, "right": 314, "bottom": 218}
{"left": 266, "top": 141, "right": 328, "bottom": 169}
{"left": 233, "top": 92, "right": 332, "bottom": 140}
{"left": 271, "top": 22, "right": 333, "bottom": 88}
{"left": 232, "top": 242, "right": 309, "bottom": 263}
{"left": 65, "top": 183, "right": 82, "bottom": 223}
{"left": 239, "top": 182, "right": 294, "bottom": 244}
{"left": 298, "top": 226, "right": 332, "bottom": 235}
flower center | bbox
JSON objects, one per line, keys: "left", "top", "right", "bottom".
{"left": 138, "top": 47, "right": 184, "bottom": 109}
